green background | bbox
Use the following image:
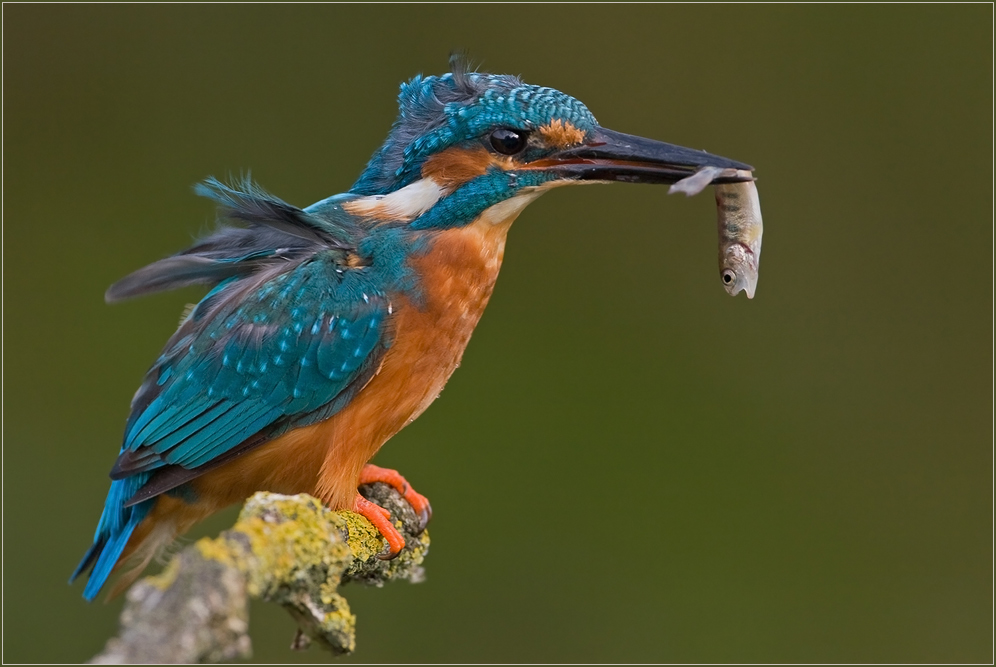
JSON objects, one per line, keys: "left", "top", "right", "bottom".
{"left": 4, "top": 4, "right": 991, "bottom": 663}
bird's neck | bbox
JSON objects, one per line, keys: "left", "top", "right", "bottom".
{"left": 410, "top": 178, "right": 559, "bottom": 293}
{"left": 415, "top": 213, "right": 514, "bottom": 296}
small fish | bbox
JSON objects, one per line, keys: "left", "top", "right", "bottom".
{"left": 668, "top": 166, "right": 752, "bottom": 197}
{"left": 669, "top": 166, "right": 763, "bottom": 299}
{"left": 715, "top": 180, "right": 762, "bottom": 299}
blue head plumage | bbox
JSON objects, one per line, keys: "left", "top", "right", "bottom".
{"left": 351, "top": 61, "right": 598, "bottom": 196}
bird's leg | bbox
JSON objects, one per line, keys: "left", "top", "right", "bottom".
{"left": 350, "top": 464, "right": 432, "bottom": 559}
{"left": 351, "top": 493, "right": 406, "bottom": 559}
{"left": 358, "top": 463, "right": 432, "bottom": 532}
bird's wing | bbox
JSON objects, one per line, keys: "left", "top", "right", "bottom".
{"left": 105, "top": 177, "right": 356, "bottom": 303}
{"left": 108, "top": 251, "right": 391, "bottom": 503}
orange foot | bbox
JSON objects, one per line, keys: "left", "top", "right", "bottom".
{"left": 352, "top": 464, "right": 433, "bottom": 560}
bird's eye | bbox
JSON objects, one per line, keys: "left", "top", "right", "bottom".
{"left": 489, "top": 128, "right": 528, "bottom": 155}
{"left": 722, "top": 269, "right": 737, "bottom": 285}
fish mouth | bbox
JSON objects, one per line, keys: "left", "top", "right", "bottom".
{"left": 722, "top": 244, "right": 760, "bottom": 299}
{"left": 730, "top": 276, "right": 758, "bottom": 300}
{"left": 525, "top": 127, "right": 754, "bottom": 185}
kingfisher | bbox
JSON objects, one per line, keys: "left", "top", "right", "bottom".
{"left": 71, "top": 59, "right": 753, "bottom": 600}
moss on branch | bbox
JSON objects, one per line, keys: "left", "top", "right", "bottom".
{"left": 90, "top": 484, "right": 430, "bottom": 664}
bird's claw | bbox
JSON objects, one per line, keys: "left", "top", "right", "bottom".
{"left": 376, "top": 546, "right": 402, "bottom": 561}
{"left": 351, "top": 493, "right": 406, "bottom": 558}
{"left": 415, "top": 503, "right": 432, "bottom": 535}
{"left": 358, "top": 463, "right": 432, "bottom": 535}
{"left": 352, "top": 464, "right": 432, "bottom": 559}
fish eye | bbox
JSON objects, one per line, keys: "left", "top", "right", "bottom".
{"left": 722, "top": 269, "right": 737, "bottom": 285}
{"left": 489, "top": 128, "right": 529, "bottom": 155}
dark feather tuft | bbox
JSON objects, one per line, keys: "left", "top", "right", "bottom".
{"left": 449, "top": 51, "right": 477, "bottom": 95}
{"left": 106, "top": 177, "right": 358, "bottom": 303}
{"left": 106, "top": 255, "right": 246, "bottom": 303}
{"left": 194, "top": 176, "right": 346, "bottom": 247}
{"left": 106, "top": 234, "right": 305, "bottom": 304}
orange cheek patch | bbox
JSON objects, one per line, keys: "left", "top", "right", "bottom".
{"left": 538, "top": 119, "right": 586, "bottom": 148}
{"left": 422, "top": 145, "right": 503, "bottom": 191}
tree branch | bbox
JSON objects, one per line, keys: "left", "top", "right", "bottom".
{"left": 90, "top": 483, "right": 430, "bottom": 663}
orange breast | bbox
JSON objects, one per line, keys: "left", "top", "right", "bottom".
{"left": 188, "top": 215, "right": 515, "bottom": 513}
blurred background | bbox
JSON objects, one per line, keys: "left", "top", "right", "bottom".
{"left": 3, "top": 4, "right": 991, "bottom": 663}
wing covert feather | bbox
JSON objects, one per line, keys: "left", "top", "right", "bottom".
{"left": 109, "top": 252, "right": 391, "bottom": 486}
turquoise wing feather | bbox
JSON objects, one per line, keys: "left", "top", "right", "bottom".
{"left": 110, "top": 252, "right": 391, "bottom": 486}
{"left": 72, "top": 177, "right": 388, "bottom": 602}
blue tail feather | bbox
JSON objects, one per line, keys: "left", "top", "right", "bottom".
{"left": 68, "top": 537, "right": 105, "bottom": 584}
{"left": 72, "top": 475, "right": 154, "bottom": 601}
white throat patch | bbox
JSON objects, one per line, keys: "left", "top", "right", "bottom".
{"left": 477, "top": 179, "right": 582, "bottom": 226}
{"left": 343, "top": 178, "right": 445, "bottom": 221}
{"left": 344, "top": 177, "right": 581, "bottom": 226}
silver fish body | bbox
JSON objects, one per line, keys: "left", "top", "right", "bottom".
{"left": 715, "top": 180, "right": 762, "bottom": 299}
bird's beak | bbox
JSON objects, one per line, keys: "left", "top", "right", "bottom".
{"left": 527, "top": 127, "right": 754, "bottom": 185}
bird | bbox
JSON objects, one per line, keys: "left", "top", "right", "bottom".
{"left": 71, "top": 57, "right": 752, "bottom": 601}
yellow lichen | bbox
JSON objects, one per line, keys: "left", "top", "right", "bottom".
{"left": 318, "top": 580, "right": 339, "bottom": 607}
{"left": 143, "top": 556, "right": 181, "bottom": 591}
{"left": 227, "top": 495, "right": 351, "bottom": 598}
{"left": 337, "top": 510, "right": 386, "bottom": 563}
{"left": 321, "top": 603, "right": 355, "bottom": 636}
{"left": 195, "top": 536, "right": 243, "bottom": 571}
